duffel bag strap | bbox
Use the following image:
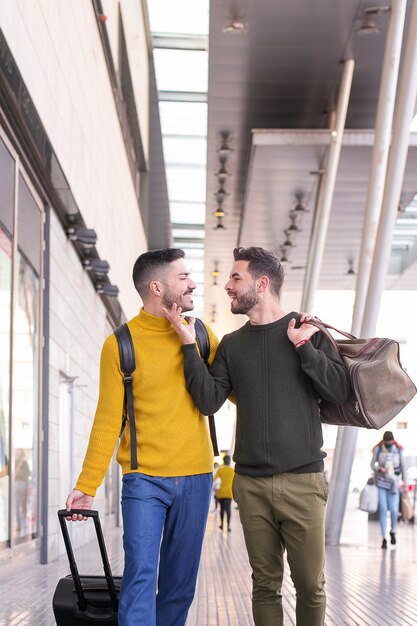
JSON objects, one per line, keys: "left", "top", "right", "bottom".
{"left": 307, "top": 319, "right": 356, "bottom": 352}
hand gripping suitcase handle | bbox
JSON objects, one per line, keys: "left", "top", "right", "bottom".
{"left": 57, "top": 509, "right": 118, "bottom": 612}
{"left": 59, "top": 508, "right": 99, "bottom": 520}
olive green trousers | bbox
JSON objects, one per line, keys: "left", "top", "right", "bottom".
{"left": 233, "top": 472, "right": 328, "bottom": 626}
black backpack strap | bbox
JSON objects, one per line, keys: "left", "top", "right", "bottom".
{"left": 114, "top": 323, "right": 138, "bottom": 470}
{"left": 191, "top": 318, "right": 219, "bottom": 457}
{"left": 194, "top": 318, "right": 210, "bottom": 365}
{"left": 207, "top": 415, "right": 219, "bottom": 457}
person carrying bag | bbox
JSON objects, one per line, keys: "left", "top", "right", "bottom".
{"left": 371, "top": 430, "right": 407, "bottom": 549}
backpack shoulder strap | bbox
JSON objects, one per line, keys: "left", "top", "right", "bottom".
{"left": 114, "top": 324, "right": 138, "bottom": 470}
{"left": 194, "top": 317, "right": 210, "bottom": 366}
{"left": 114, "top": 323, "right": 136, "bottom": 375}
{"left": 185, "top": 317, "right": 219, "bottom": 457}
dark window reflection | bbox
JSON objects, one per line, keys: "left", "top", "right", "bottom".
{"left": 0, "top": 138, "right": 15, "bottom": 236}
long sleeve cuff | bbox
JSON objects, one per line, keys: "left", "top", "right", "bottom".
{"left": 182, "top": 343, "right": 203, "bottom": 365}
{"left": 295, "top": 339, "right": 317, "bottom": 362}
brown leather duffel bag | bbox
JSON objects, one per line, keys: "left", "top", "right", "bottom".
{"left": 311, "top": 321, "right": 417, "bottom": 428}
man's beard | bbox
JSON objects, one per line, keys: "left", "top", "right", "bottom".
{"left": 231, "top": 286, "right": 258, "bottom": 315}
{"left": 162, "top": 288, "right": 194, "bottom": 312}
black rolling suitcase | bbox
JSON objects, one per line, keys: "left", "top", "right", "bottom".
{"left": 53, "top": 509, "right": 121, "bottom": 624}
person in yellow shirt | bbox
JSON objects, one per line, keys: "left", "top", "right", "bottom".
{"left": 212, "top": 461, "right": 220, "bottom": 511}
{"left": 214, "top": 455, "right": 235, "bottom": 532}
{"left": 65, "top": 248, "right": 218, "bottom": 626}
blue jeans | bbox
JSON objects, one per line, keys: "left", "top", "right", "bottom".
{"left": 119, "top": 472, "right": 212, "bottom": 626}
{"left": 378, "top": 486, "right": 400, "bottom": 538}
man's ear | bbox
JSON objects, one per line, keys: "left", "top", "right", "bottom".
{"left": 149, "top": 280, "right": 163, "bottom": 297}
{"left": 257, "top": 275, "right": 269, "bottom": 292}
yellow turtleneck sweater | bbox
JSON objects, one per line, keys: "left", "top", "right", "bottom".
{"left": 75, "top": 308, "right": 219, "bottom": 496}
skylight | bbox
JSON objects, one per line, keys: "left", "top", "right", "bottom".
{"left": 148, "top": 0, "right": 209, "bottom": 318}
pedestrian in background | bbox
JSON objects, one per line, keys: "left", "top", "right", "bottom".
{"left": 371, "top": 430, "right": 407, "bottom": 549}
{"left": 212, "top": 461, "right": 220, "bottom": 511}
{"left": 214, "top": 455, "right": 235, "bottom": 531}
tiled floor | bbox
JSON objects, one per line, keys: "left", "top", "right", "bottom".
{"left": 1, "top": 495, "right": 417, "bottom": 625}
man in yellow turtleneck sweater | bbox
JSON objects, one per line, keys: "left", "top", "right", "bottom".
{"left": 65, "top": 248, "right": 218, "bottom": 626}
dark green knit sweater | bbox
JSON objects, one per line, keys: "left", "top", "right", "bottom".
{"left": 182, "top": 312, "right": 350, "bottom": 477}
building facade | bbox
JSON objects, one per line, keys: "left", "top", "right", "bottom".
{"left": 0, "top": 0, "right": 167, "bottom": 567}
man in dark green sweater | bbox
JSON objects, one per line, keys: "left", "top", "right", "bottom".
{"left": 164, "top": 246, "right": 350, "bottom": 626}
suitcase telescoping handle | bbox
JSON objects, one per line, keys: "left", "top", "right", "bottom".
{"left": 57, "top": 509, "right": 118, "bottom": 612}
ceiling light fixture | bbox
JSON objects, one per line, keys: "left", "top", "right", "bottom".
{"left": 218, "top": 132, "right": 233, "bottom": 158}
{"left": 222, "top": 18, "right": 248, "bottom": 34}
{"left": 293, "top": 201, "right": 307, "bottom": 213}
{"left": 355, "top": 5, "right": 389, "bottom": 36}
{"left": 282, "top": 236, "right": 294, "bottom": 248}
{"left": 355, "top": 17, "right": 381, "bottom": 35}
{"left": 214, "top": 133, "right": 232, "bottom": 229}
{"left": 211, "top": 262, "right": 221, "bottom": 286}
{"left": 96, "top": 284, "right": 119, "bottom": 297}
{"left": 279, "top": 247, "right": 291, "bottom": 265}
{"left": 215, "top": 186, "right": 229, "bottom": 203}
{"left": 213, "top": 216, "right": 226, "bottom": 230}
{"left": 287, "top": 220, "right": 301, "bottom": 233}
{"left": 67, "top": 227, "right": 97, "bottom": 247}
{"left": 218, "top": 142, "right": 232, "bottom": 158}
{"left": 363, "top": 5, "right": 390, "bottom": 16}
{"left": 213, "top": 207, "right": 226, "bottom": 218}
{"left": 83, "top": 259, "right": 110, "bottom": 275}
{"left": 346, "top": 258, "right": 356, "bottom": 275}
{"left": 215, "top": 162, "right": 230, "bottom": 184}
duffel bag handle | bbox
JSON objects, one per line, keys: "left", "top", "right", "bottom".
{"left": 307, "top": 319, "right": 356, "bottom": 352}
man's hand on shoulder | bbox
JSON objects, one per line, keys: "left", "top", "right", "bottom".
{"left": 65, "top": 489, "right": 94, "bottom": 521}
{"left": 287, "top": 313, "right": 319, "bottom": 347}
{"left": 162, "top": 303, "right": 196, "bottom": 345}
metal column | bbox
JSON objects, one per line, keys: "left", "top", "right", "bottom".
{"left": 325, "top": 0, "right": 408, "bottom": 546}
{"left": 362, "top": 0, "right": 417, "bottom": 337}
{"left": 325, "top": 425, "right": 360, "bottom": 546}
{"left": 301, "top": 59, "right": 355, "bottom": 312}
{"left": 352, "top": 0, "right": 407, "bottom": 335}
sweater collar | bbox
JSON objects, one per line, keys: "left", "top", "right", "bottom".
{"left": 133, "top": 307, "right": 173, "bottom": 332}
{"left": 244, "top": 311, "right": 297, "bottom": 331}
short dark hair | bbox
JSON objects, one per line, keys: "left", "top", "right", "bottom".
{"left": 132, "top": 248, "right": 185, "bottom": 299}
{"left": 233, "top": 246, "right": 284, "bottom": 297}
{"left": 223, "top": 455, "right": 231, "bottom": 465}
{"left": 383, "top": 431, "right": 394, "bottom": 442}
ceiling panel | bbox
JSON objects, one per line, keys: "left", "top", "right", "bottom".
{"left": 204, "top": 0, "right": 417, "bottom": 333}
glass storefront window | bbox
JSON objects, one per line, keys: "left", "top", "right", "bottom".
{"left": 12, "top": 253, "right": 40, "bottom": 543}
{"left": 0, "top": 134, "right": 42, "bottom": 552}
{"left": 0, "top": 228, "right": 12, "bottom": 547}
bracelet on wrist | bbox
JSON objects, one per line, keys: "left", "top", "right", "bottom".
{"left": 295, "top": 338, "right": 310, "bottom": 348}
